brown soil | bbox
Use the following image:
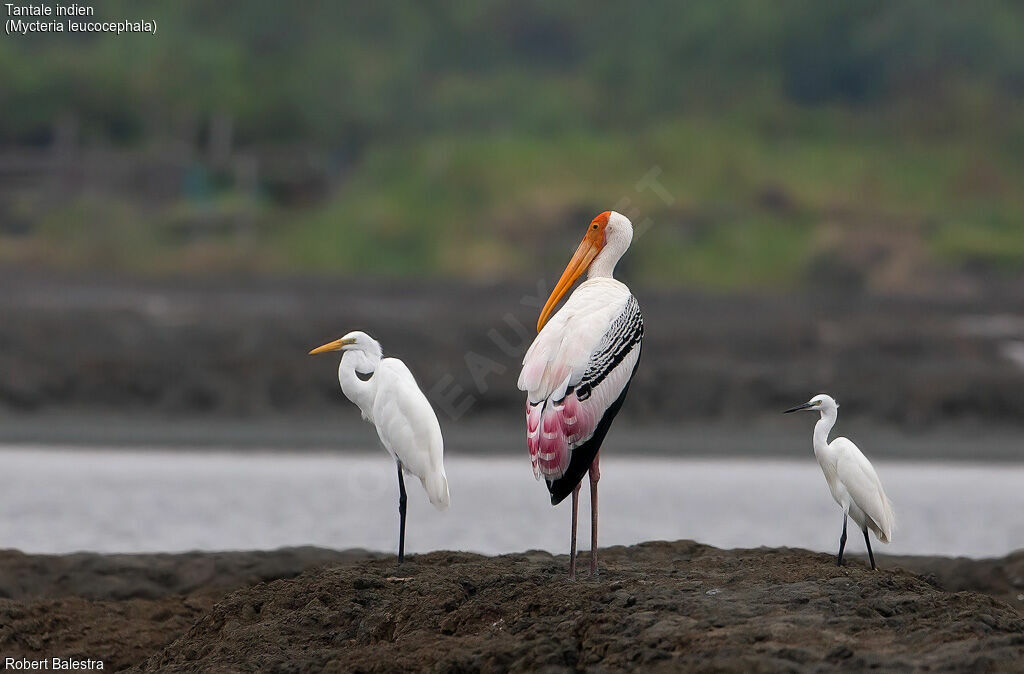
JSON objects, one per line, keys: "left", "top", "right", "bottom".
{"left": 1, "top": 543, "right": 1022, "bottom": 672}
{"left": 0, "top": 548, "right": 378, "bottom": 672}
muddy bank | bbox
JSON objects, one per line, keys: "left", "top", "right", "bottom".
{"left": 886, "top": 550, "right": 1024, "bottom": 621}
{"left": 0, "top": 547, "right": 381, "bottom": 601}
{"left": 1, "top": 271, "right": 1023, "bottom": 431}
{"left": 0, "top": 548, "right": 376, "bottom": 672}
{"left": 0, "top": 543, "right": 1022, "bottom": 672}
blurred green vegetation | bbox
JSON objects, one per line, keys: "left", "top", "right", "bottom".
{"left": 0, "top": 1, "right": 1022, "bottom": 288}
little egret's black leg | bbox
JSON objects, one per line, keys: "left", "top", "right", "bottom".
{"left": 588, "top": 451, "right": 601, "bottom": 578}
{"left": 863, "top": 528, "right": 876, "bottom": 570}
{"left": 568, "top": 482, "right": 581, "bottom": 580}
{"left": 837, "top": 515, "right": 848, "bottom": 567}
{"left": 396, "top": 461, "right": 408, "bottom": 564}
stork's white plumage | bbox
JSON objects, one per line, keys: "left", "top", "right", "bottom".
{"left": 786, "top": 394, "right": 894, "bottom": 570}
{"left": 310, "top": 331, "right": 449, "bottom": 563}
{"left": 518, "top": 211, "right": 643, "bottom": 579}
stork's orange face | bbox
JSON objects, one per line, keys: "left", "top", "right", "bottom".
{"left": 536, "top": 211, "right": 611, "bottom": 332}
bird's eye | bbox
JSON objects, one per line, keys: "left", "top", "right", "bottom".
{"left": 592, "top": 224, "right": 598, "bottom": 230}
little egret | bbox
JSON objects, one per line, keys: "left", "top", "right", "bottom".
{"left": 518, "top": 211, "right": 643, "bottom": 579}
{"left": 785, "top": 394, "right": 894, "bottom": 570}
{"left": 310, "top": 331, "right": 449, "bottom": 563}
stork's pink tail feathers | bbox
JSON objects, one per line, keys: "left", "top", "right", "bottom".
{"left": 526, "top": 395, "right": 598, "bottom": 481}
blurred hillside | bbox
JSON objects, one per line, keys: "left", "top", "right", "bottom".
{"left": 2, "top": 271, "right": 1023, "bottom": 429}
{"left": 1, "top": 1, "right": 1022, "bottom": 291}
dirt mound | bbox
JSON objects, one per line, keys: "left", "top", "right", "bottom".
{"left": 2, "top": 543, "right": 1021, "bottom": 672}
{"left": 1, "top": 596, "right": 212, "bottom": 672}
{"left": 889, "top": 550, "right": 1024, "bottom": 619}
{"left": 0, "top": 547, "right": 379, "bottom": 672}
{"left": 141, "top": 542, "right": 1024, "bottom": 672}
{"left": 0, "top": 547, "right": 379, "bottom": 601}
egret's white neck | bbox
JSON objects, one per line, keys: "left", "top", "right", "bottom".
{"left": 587, "top": 224, "right": 632, "bottom": 280}
{"left": 338, "top": 349, "right": 380, "bottom": 419}
{"left": 813, "top": 407, "right": 838, "bottom": 456}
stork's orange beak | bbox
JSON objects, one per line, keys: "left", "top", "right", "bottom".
{"left": 537, "top": 214, "right": 609, "bottom": 332}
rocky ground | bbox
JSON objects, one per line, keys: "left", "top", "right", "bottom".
{"left": 0, "top": 548, "right": 379, "bottom": 672}
{"left": 1, "top": 542, "right": 1022, "bottom": 672}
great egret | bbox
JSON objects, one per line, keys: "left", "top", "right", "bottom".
{"left": 518, "top": 211, "right": 643, "bottom": 579}
{"left": 310, "top": 331, "right": 450, "bottom": 563}
{"left": 785, "top": 394, "right": 894, "bottom": 570}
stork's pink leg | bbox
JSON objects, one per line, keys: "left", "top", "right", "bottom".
{"left": 589, "top": 451, "right": 601, "bottom": 577}
{"left": 569, "top": 482, "right": 581, "bottom": 580}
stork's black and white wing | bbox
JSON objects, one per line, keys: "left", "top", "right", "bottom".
{"left": 518, "top": 278, "right": 642, "bottom": 504}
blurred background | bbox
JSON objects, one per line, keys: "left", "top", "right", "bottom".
{"left": 0, "top": 1, "right": 1021, "bottom": 557}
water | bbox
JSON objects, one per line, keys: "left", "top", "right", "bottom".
{"left": 1, "top": 446, "right": 1022, "bottom": 558}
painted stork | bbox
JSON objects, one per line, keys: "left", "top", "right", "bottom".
{"left": 518, "top": 211, "right": 643, "bottom": 579}
{"left": 785, "top": 394, "right": 894, "bottom": 570}
{"left": 310, "top": 331, "right": 450, "bottom": 563}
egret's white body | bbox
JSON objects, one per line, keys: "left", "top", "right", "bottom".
{"left": 787, "top": 394, "right": 893, "bottom": 569}
{"left": 311, "top": 331, "right": 449, "bottom": 561}
{"left": 518, "top": 211, "right": 643, "bottom": 579}
{"left": 336, "top": 344, "right": 450, "bottom": 510}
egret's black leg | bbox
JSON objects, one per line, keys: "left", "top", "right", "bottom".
{"left": 569, "top": 482, "right": 581, "bottom": 580}
{"left": 396, "top": 461, "right": 408, "bottom": 564}
{"left": 837, "top": 515, "right": 848, "bottom": 567}
{"left": 863, "top": 528, "right": 876, "bottom": 570}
